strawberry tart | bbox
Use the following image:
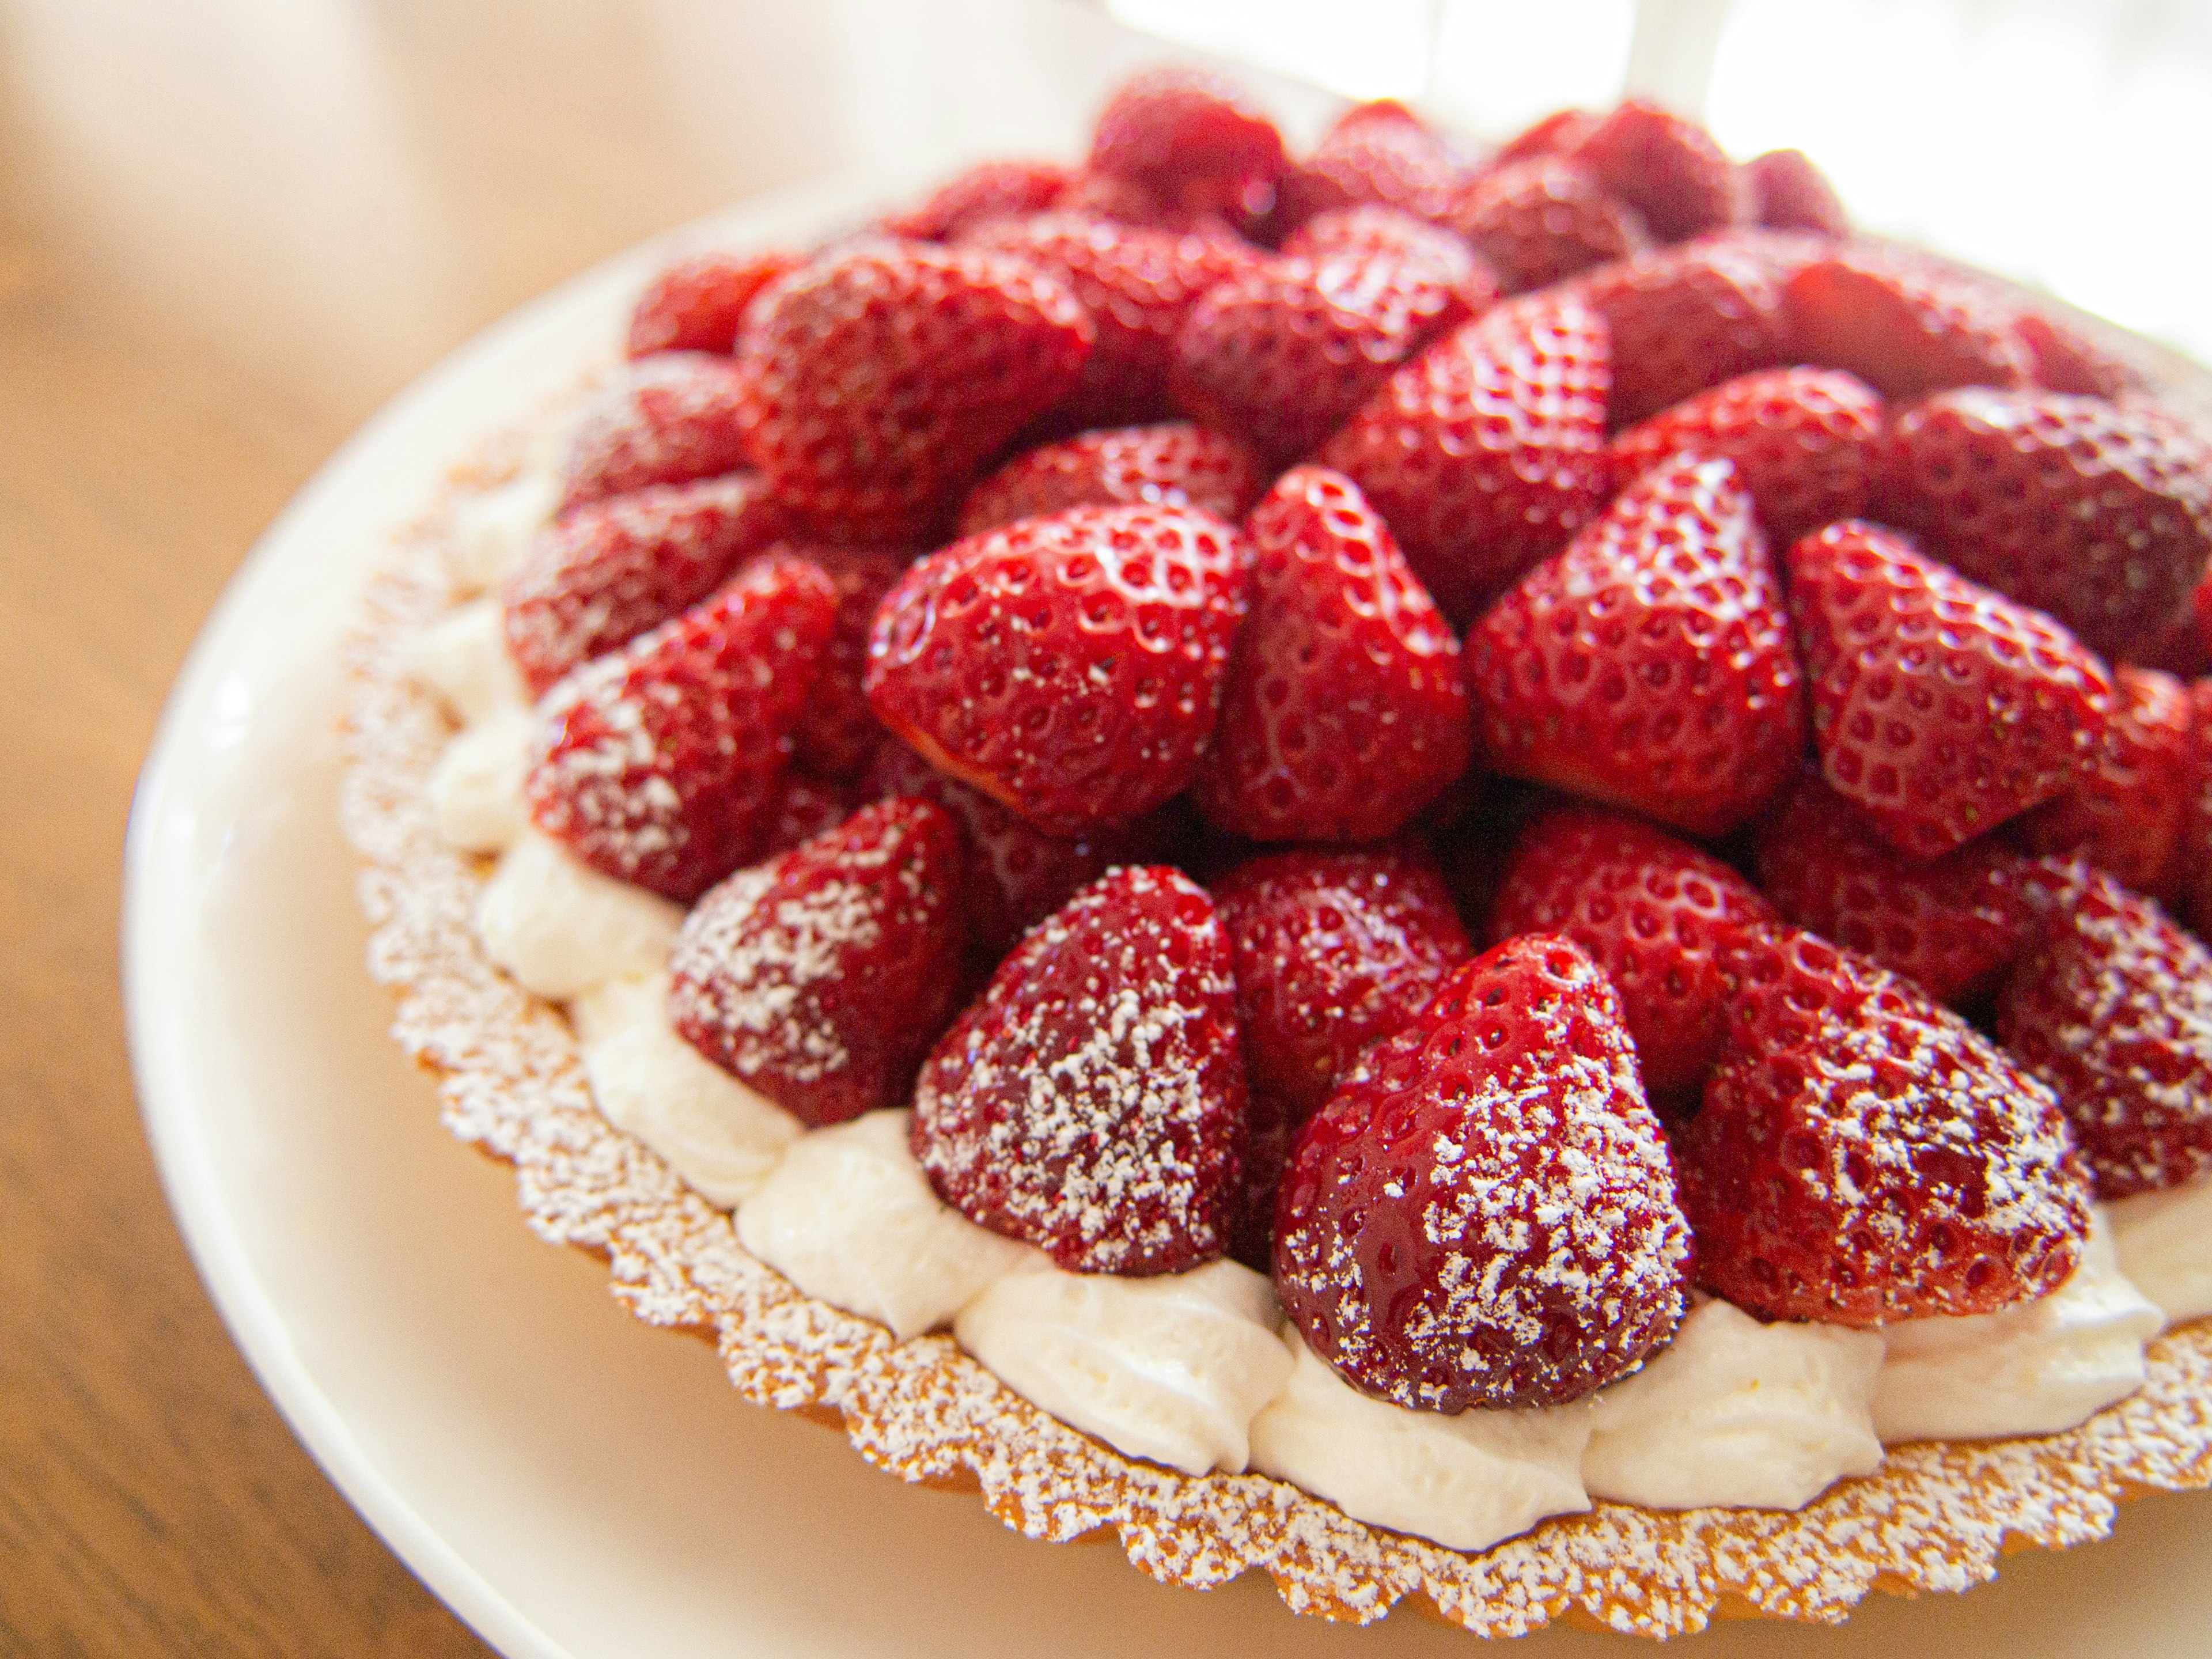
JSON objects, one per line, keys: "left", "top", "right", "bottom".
{"left": 344, "top": 65, "right": 2212, "bottom": 1638}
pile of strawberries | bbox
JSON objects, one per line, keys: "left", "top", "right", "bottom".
{"left": 505, "top": 65, "right": 2212, "bottom": 1418}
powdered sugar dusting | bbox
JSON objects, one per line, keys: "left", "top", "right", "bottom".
{"left": 672, "top": 869, "right": 879, "bottom": 1085}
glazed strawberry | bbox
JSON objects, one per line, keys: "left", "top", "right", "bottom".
{"left": 2012, "top": 307, "right": 2144, "bottom": 399}
{"left": 774, "top": 543, "right": 908, "bottom": 781}
{"left": 626, "top": 248, "right": 804, "bottom": 358}
{"left": 557, "top": 353, "right": 753, "bottom": 515}
{"left": 1317, "top": 290, "right": 1612, "bottom": 626}
{"left": 670, "top": 796, "right": 966, "bottom": 1127}
{"left": 1194, "top": 466, "right": 1469, "bottom": 842}
{"left": 759, "top": 770, "right": 857, "bottom": 858}
{"left": 912, "top": 865, "right": 1247, "bottom": 1274}
{"left": 1879, "top": 388, "right": 2212, "bottom": 662}
{"left": 1448, "top": 158, "right": 1650, "bottom": 294}
{"left": 1574, "top": 100, "right": 1746, "bottom": 243}
{"left": 1999, "top": 866, "right": 2212, "bottom": 1198}
{"left": 1088, "top": 66, "right": 1286, "bottom": 200}
{"left": 880, "top": 158, "right": 1075, "bottom": 242}
{"left": 1574, "top": 238, "right": 1789, "bottom": 426}
{"left": 956, "top": 422, "right": 1263, "bottom": 539}
{"left": 1607, "top": 366, "right": 1881, "bottom": 546}
{"left": 524, "top": 553, "right": 838, "bottom": 901}
{"left": 1278, "top": 204, "right": 1498, "bottom": 317}
{"left": 1788, "top": 520, "right": 2112, "bottom": 859}
{"left": 1781, "top": 248, "right": 2031, "bottom": 403}
{"left": 865, "top": 503, "right": 1248, "bottom": 834}
{"left": 1752, "top": 771, "right": 2035, "bottom": 1005}
{"left": 1679, "top": 926, "right": 2088, "bottom": 1325}
{"left": 1273, "top": 101, "right": 1460, "bottom": 226}
{"left": 956, "top": 212, "right": 1255, "bottom": 429}
{"left": 2020, "top": 665, "right": 2190, "bottom": 902}
{"left": 501, "top": 475, "right": 790, "bottom": 697}
{"left": 1743, "top": 149, "right": 1846, "bottom": 236}
{"left": 735, "top": 243, "right": 1092, "bottom": 541}
{"left": 1487, "top": 806, "right": 1779, "bottom": 1109}
{"left": 1275, "top": 935, "right": 1690, "bottom": 1411}
{"left": 1467, "top": 454, "right": 1805, "bottom": 838}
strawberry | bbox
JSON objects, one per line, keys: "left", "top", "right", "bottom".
{"left": 1467, "top": 453, "right": 1805, "bottom": 838}
{"left": 1574, "top": 99, "right": 1747, "bottom": 243}
{"left": 1051, "top": 169, "right": 1253, "bottom": 243}
{"left": 557, "top": 353, "right": 753, "bottom": 515}
{"left": 2012, "top": 307, "right": 2145, "bottom": 399}
{"left": 1316, "top": 290, "right": 1612, "bottom": 627}
{"left": 1743, "top": 149, "right": 1847, "bottom": 236}
{"left": 1087, "top": 65, "right": 1286, "bottom": 202}
{"left": 2020, "top": 665, "right": 2191, "bottom": 902}
{"left": 1878, "top": 388, "right": 2212, "bottom": 663}
{"left": 1788, "top": 520, "right": 2112, "bottom": 859}
{"left": 771, "top": 543, "right": 908, "bottom": 781}
{"left": 912, "top": 865, "right": 1247, "bottom": 1274}
{"left": 626, "top": 248, "right": 804, "bottom": 358}
{"left": 1448, "top": 157, "right": 1651, "bottom": 294}
{"left": 1491, "top": 107, "right": 1597, "bottom": 167}
{"left": 759, "top": 771, "right": 858, "bottom": 857}
{"left": 670, "top": 796, "right": 966, "bottom": 1127}
{"left": 956, "top": 422, "right": 1264, "bottom": 539}
{"left": 863, "top": 502, "right": 1249, "bottom": 834}
{"left": 880, "top": 158, "right": 1075, "bottom": 242}
{"left": 1781, "top": 248, "right": 2031, "bottom": 403}
{"left": 2185, "top": 677, "right": 2212, "bottom": 939}
{"left": 1678, "top": 926, "right": 2088, "bottom": 1325}
{"left": 1573, "top": 238, "right": 1790, "bottom": 426}
{"left": 1607, "top": 366, "right": 1881, "bottom": 546}
{"left": 1487, "top": 805, "right": 1779, "bottom": 1109}
{"left": 1272, "top": 100, "right": 1460, "bottom": 227}
{"left": 1274, "top": 935, "right": 1690, "bottom": 1411}
{"left": 1752, "top": 771, "right": 2035, "bottom": 1005}
{"left": 1999, "top": 866, "right": 2212, "bottom": 1198}
{"left": 735, "top": 243, "right": 1093, "bottom": 542}
{"left": 524, "top": 553, "right": 838, "bottom": 902}
{"left": 1194, "top": 465, "right": 1469, "bottom": 842}
{"left": 1278, "top": 204, "right": 1498, "bottom": 317}
{"left": 501, "top": 474, "right": 790, "bottom": 698}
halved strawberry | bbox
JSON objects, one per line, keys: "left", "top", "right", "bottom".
{"left": 1195, "top": 466, "right": 1469, "bottom": 842}
{"left": 524, "top": 553, "right": 838, "bottom": 901}
{"left": 1087, "top": 65, "right": 1286, "bottom": 203}
{"left": 626, "top": 249, "right": 804, "bottom": 359}
{"left": 1788, "top": 520, "right": 2112, "bottom": 859}
{"left": 1743, "top": 149, "right": 1846, "bottom": 236}
{"left": 1278, "top": 204, "right": 1498, "bottom": 317}
{"left": 1448, "top": 157, "right": 1650, "bottom": 294}
{"left": 772, "top": 543, "right": 908, "bottom": 781}
{"left": 558, "top": 354, "right": 753, "bottom": 515}
{"left": 1781, "top": 248, "right": 2031, "bottom": 403}
{"left": 912, "top": 865, "right": 1247, "bottom": 1274}
{"left": 956, "top": 422, "right": 1263, "bottom": 539}
{"left": 1272, "top": 100, "right": 1459, "bottom": 227}
{"left": 1573, "top": 238, "right": 1790, "bottom": 426}
{"left": 880, "top": 158, "right": 1075, "bottom": 242}
{"left": 1574, "top": 99, "right": 1747, "bottom": 243}
{"left": 1274, "top": 935, "right": 1690, "bottom": 1411}
{"left": 2020, "top": 665, "right": 2190, "bottom": 902}
{"left": 1467, "top": 453, "right": 1804, "bottom": 838}
{"left": 864, "top": 503, "right": 1249, "bottom": 834}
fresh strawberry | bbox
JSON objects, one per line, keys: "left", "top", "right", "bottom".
{"left": 1491, "top": 107, "right": 1597, "bottom": 166}
{"left": 2020, "top": 665, "right": 2190, "bottom": 902}
{"left": 759, "top": 770, "right": 858, "bottom": 857}
{"left": 1743, "top": 149, "right": 1846, "bottom": 236}
{"left": 1087, "top": 65, "right": 1286, "bottom": 202}
{"left": 1317, "top": 290, "right": 1612, "bottom": 626}
{"left": 1781, "top": 248, "right": 2031, "bottom": 403}
{"left": 1487, "top": 805, "right": 1779, "bottom": 1109}
{"left": 2012, "top": 306, "right": 2145, "bottom": 398}
{"left": 1467, "top": 453, "right": 1805, "bottom": 837}
{"left": 2185, "top": 678, "right": 2212, "bottom": 938}
{"left": 1573, "top": 238, "right": 1789, "bottom": 426}
{"left": 1051, "top": 169, "right": 1252, "bottom": 242}
{"left": 501, "top": 475, "right": 790, "bottom": 698}
{"left": 769, "top": 543, "right": 908, "bottom": 781}
{"left": 1752, "top": 771, "right": 2035, "bottom": 1005}
{"left": 524, "top": 554, "right": 838, "bottom": 901}
{"left": 1272, "top": 100, "right": 1460, "bottom": 227}
{"left": 880, "top": 158, "right": 1075, "bottom": 242}
{"left": 1679, "top": 926, "right": 2088, "bottom": 1325}
{"left": 864, "top": 503, "right": 1248, "bottom": 834}
{"left": 1278, "top": 204, "right": 1498, "bottom": 317}
{"left": 1275, "top": 935, "right": 1690, "bottom": 1410}
{"left": 1998, "top": 865, "right": 2212, "bottom": 1198}
{"left": 1787, "top": 520, "right": 2112, "bottom": 859}
{"left": 912, "top": 865, "right": 1247, "bottom": 1274}
{"left": 1194, "top": 465, "right": 1469, "bottom": 841}
{"left": 1574, "top": 99, "right": 1747, "bottom": 243}
{"left": 1448, "top": 157, "right": 1650, "bottom": 294}
{"left": 1607, "top": 365, "right": 1881, "bottom": 546}
{"left": 1879, "top": 388, "right": 2212, "bottom": 662}
{"left": 670, "top": 796, "right": 966, "bottom": 1126}
{"left": 956, "top": 422, "right": 1263, "bottom": 539}
{"left": 956, "top": 211, "right": 1255, "bottom": 429}
{"left": 735, "top": 243, "right": 1092, "bottom": 541}
{"left": 626, "top": 248, "right": 804, "bottom": 358}
{"left": 557, "top": 354, "right": 753, "bottom": 515}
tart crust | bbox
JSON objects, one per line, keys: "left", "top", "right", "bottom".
{"left": 341, "top": 452, "right": 2212, "bottom": 1641}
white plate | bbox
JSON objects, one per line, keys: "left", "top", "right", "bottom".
{"left": 123, "top": 109, "right": 2212, "bottom": 1659}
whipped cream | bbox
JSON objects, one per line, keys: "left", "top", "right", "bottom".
{"left": 408, "top": 597, "right": 529, "bottom": 726}
{"left": 476, "top": 829, "right": 681, "bottom": 1000}
{"left": 450, "top": 469, "right": 561, "bottom": 595}
{"left": 2108, "top": 1172, "right": 2212, "bottom": 1327}
{"left": 737, "top": 1109, "right": 1037, "bottom": 1340}
{"left": 1583, "top": 1298, "right": 1885, "bottom": 1510}
{"left": 573, "top": 971, "right": 802, "bottom": 1207}
{"left": 1872, "top": 1210, "right": 2162, "bottom": 1443}
{"left": 1248, "top": 1331, "right": 1590, "bottom": 1551}
{"left": 956, "top": 1257, "right": 1293, "bottom": 1478}
{"left": 430, "top": 704, "right": 533, "bottom": 854}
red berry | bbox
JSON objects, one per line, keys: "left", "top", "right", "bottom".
{"left": 1194, "top": 465, "right": 1469, "bottom": 842}
{"left": 880, "top": 158, "right": 1075, "bottom": 242}
{"left": 1449, "top": 157, "right": 1650, "bottom": 294}
{"left": 1274, "top": 100, "right": 1460, "bottom": 226}
{"left": 913, "top": 865, "right": 1247, "bottom": 1274}
{"left": 626, "top": 248, "right": 804, "bottom": 358}
{"left": 1088, "top": 66, "right": 1286, "bottom": 195}
{"left": 2012, "top": 307, "right": 2145, "bottom": 399}
{"left": 2020, "top": 665, "right": 2191, "bottom": 902}
{"left": 670, "top": 797, "right": 967, "bottom": 1127}
{"left": 1573, "top": 238, "right": 1790, "bottom": 426}
{"left": 1468, "top": 453, "right": 1804, "bottom": 838}
{"left": 2184, "top": 677, "right": 2212, "bottom": 938}
{"left": 1488, "top": 806, "right": 1778, "bottom": 1109}
{"left": 1052, "top": 169, "right": 1254, "bottom": 242}
{"left": 1743, "top": 149, "right": 1847, "bottom": 236}
{"left": 1274, "top": 935, "right": 1690, "bottom": 1411}
{"left": 1781, "top": 248, "right": 2032, "bottom": 404}
{"left": 759, "top": 771, "right": 858, "bottom": 857}
{"left": 756, "top": 541, "right": 908, "bottom": 781}
{"left": 865, "top": 503, "right": 1249, "bottom": 834}
{"left": 1278, "top": 204, "right": 1498, "bottom": 318}
{"left": 1492, "top": 108, "right": 1597, "bottom": 167}
{"left": 1574, "top": 100, "right": 1747, "bottom": 243}
{"left": 558, "top": 354, "right": 752, "bottom": 515}
{"left": 524, "top": 554, "right": 838, "bottom": 902}
{"left": 957, "top": 422, "right": 1263, "bottom": 540}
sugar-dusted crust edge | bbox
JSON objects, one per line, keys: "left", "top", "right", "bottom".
{"left": 339, "top": 456, "right": 2212, "bottom": 1643}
